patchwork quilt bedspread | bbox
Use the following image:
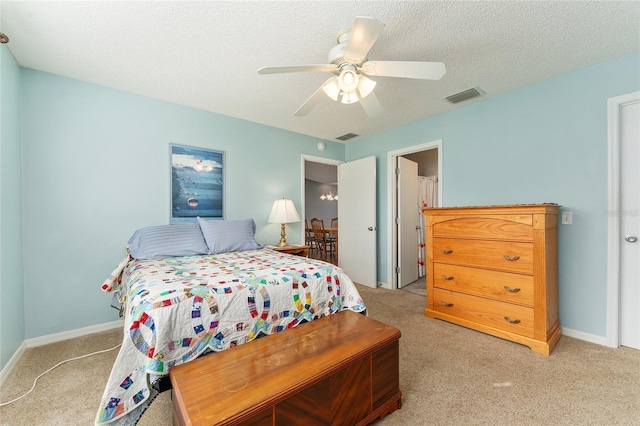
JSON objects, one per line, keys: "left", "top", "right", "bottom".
{"left": 95, "top": 248, "right": 366, "bottom": 425}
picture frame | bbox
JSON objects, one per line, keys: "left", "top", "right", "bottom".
{"left": 170, "top": 144, "right": 224, "bottom": 223}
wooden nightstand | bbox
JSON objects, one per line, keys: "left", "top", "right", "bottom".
{"left": 266, "top": 244, "right": 309, "bottom": 257}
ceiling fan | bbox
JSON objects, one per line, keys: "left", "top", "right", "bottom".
{"left": 257, "top": 16, "right": 446, "bottom": 118}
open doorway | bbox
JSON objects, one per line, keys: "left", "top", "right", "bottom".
{"left": 301, "top": 155, "right": 342, "bottom": 265}
{"left": 386, "top": 140, "right": 442, "bottom": 290}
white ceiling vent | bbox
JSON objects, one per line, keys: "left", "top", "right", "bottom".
{"left": 445, "top": 87, "right": 486, "bottom": 104}
{"left": 336, "top": 133, "right": 359, "bottom": 141}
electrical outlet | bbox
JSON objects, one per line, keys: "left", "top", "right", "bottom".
{"left": 562, "top": 212, "right": 573, "bottom": 225}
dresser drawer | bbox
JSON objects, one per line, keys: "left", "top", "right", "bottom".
{"left": 433, "top": 216, "right": 533, "bottom": 241}
{"left": 433, "top": 289, "right": 534, "bottom": 338}
{"left": 434, "top": 263, "right": 534, "bottom": 307}
{"left": 433, "top": 238, "right": 533, "bottom": 274}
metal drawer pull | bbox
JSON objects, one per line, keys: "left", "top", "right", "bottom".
{"left": 503, "top": 286, "right": 521, "bottom": 293}
{"left": 503, "top": 255, "right": 520, "bottom": 261}
{"left": 504, "top": 316, "right": 521, "bottom": 324}
{"left": 441, "top": 249, "right": 453, "bottom": 254}
{"left": 441, "top": 301, "right": 454, "bottom": 307}
{"left": 441, "top": 274, "right": 454, "bottom": 281}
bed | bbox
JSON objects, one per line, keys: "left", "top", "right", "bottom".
{"left": 95, "top": 219, "right": 366, "bottom": 425}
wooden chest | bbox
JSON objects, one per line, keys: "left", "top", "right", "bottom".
{"left": 170, "top": 310, "right": 402, "bottom": 425}
{"left": 424, "top": 204, "right": 561, "bottom": 355}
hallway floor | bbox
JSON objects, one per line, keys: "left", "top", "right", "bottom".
{"left": 400, "top": 278, "right": 426, "bottom": 297}
{"left": 307, "top": 247, "right": 338, "bottom": 266}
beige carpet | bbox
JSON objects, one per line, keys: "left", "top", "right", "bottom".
{"left": 1, "top": 284, "right": 639, "bottom": 425}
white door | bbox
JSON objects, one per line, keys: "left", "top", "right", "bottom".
{"left": 397, "top": 157, "right": 419, "bottom": 288}
{"left": 338, "top": 156, "right": 377, "bottom": 288}
{"left": 620, "top": 99, "right": 640, "bottom": 349}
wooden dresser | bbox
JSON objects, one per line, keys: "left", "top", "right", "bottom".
{"left": 423, "top": 204, "right": 561, "bottom": 355}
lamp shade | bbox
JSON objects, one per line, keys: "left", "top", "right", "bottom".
{"left": 357, "top": 75, "right": 377, "bottom": 99}
{"left": 322, "top": 77, "right": 341, "bottom": 101}
{"left": 268, "top": 199, "right": 300, "bottom": 224}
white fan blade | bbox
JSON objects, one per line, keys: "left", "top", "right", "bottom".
{"left": 258, "top": 64, "right": 338, "bottom": 75}
{"left": 361, "top": 61, "right": 446, "bottom": 80}
{"left": 359, "top": 91, "right": 383, "bottom": 118}
{"left": 344, "top": 17, "right": 385, "bottom": 63}
{"left": 294, "top": 77, "right": 336, "bottom": 116}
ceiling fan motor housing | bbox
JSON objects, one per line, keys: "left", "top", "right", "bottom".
{"left": 328, "top": 31, "right": 365, "bottom": 68}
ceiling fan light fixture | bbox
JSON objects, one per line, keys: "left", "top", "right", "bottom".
{"left": 338, "top": 67, "right": 359, "bottom": 92}
{"left": 322, "top": 78, "right": 341, "bottom": 101}
{"left": 357, "top": 75, "right": 376, "bottom": 99}
{"left": 341, "top": 90, "right": 359, "bottom": 104}
{"left": 259, "top": 17, "right": 446, "bottom": 118}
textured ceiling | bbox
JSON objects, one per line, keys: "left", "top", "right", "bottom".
{"left": 2, "top": 1, "right": 639, "bottom": 143}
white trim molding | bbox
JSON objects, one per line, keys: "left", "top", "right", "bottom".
{"left": 0, "top": 341, "right": 27, "bottom": 387}
{"left": 562, "top": 328, "right": 607, "bottom": 347}
{"left": 606, "top": 90, "right": 640, "bottom": 348}
{"left": 25, "top": 319, "right": 124, "bottom": 348}
{"left": 0, "top": 319, "right": 123, "bottom": 386}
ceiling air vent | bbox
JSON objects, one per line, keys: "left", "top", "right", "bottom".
{"left": 336, "top": 133, "right": 359, "bottom": 141}
{"left": 445, "top": 87, "right": 485, "bottom": 104}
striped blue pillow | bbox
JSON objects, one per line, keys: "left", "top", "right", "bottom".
{"left": 197, "top": 218, "right": 261, "bottom": 254}
{"left": 127, "top": 223, "right": 209, "bottom": 260}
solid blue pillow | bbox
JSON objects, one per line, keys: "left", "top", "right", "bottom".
{"left": 197, "top": 218, "right": 261, "bottom": 254}
{"left": 127, "top": 223, "right": 209, "bottom": 260}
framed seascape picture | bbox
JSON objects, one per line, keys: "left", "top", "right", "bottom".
{"left": 170, "top": 144, "right": 224, "bottom": 223}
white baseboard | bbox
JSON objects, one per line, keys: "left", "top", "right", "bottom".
{"left": 1, "top": 320, "right": 123, "bottom": 387}
{"left": 25, "top": 319, "right": 124, "bottom": 348}
{"left": 378, "top": 281, "right": 391, "bottom": 290}
{"left": 0, "top": 320, "right": 609, "bottom": 387}
{"left": 561, "top": 327, "right": 608, "bottom": 347}
{"left": 0, "top": 341, "right": 27, "bottom": 387}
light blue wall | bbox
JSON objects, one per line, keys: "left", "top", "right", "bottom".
{"left": 5, "top": 49, "right": 639, "bottom": 364}
{"left": 19, "top": 69, "right": 344, "bottom": 339}
{"left": 0, "top": 45, "right": 25, "bottom": 369}
{"left": 346, "top": 51, "right": 640, "bottom": 338}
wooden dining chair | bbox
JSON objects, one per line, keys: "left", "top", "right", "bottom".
{"left": 328, "top": 217, "right": 338, "bottom": 244}
{"left": 311, "top": 218, "right": 335, "bottom": 258}
{"left": 304, "top": 220, "right": 317, "bottom": 253}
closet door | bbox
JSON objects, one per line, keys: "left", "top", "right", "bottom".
{"left": 619, "top": 98, "right": 640, "bottom": 350}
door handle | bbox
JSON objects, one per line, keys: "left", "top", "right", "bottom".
{"left": 624, "top": 235, "right": 638, "bottom": 243}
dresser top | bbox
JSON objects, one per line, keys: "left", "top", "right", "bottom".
{"left": 423, "top": 203, "right": 561, "bottom": 215}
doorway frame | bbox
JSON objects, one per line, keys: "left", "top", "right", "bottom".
{"left": 386, "top": 139, "right": 442, "bottom": 289}
{"left": 606, "top": 90, "right": 640, "bottom": 348}
{"left": 301, "top": 154, "right": 343, "bottom": 244}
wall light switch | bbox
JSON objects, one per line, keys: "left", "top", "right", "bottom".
{"left": 562, "top": 212, "right": 573, "bottom": 225}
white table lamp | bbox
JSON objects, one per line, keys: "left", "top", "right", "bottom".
{"left": 268, "top": 199, "right": 301, "bottom": 247}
